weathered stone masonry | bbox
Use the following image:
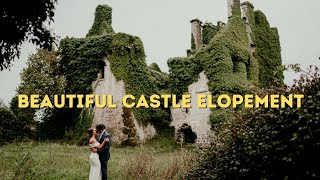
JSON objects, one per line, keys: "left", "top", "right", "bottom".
{"left": 92, "top": 58, "right": 156, "bottom": 144}
{"left": 190, "top": 19, "right": 203, "bottom": 50}
{"left": 171, "top": 72, "right": 213, "bottom": 144}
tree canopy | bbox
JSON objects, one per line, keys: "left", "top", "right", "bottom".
{"left": 19, "top": 49, "right": 66, "bottom": 96}
{"left": 0, "top": 0, "right": 57, "bottom": 70}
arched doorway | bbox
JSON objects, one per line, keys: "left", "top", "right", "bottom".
{"left": 177, "top": 123, "right": 197, "bottom": 144}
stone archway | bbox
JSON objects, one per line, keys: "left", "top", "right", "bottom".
{"left": 177, "top": 123, "right": 197, "bottom": 144}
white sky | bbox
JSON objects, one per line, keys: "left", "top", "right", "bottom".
{"left": 0, "top": 0, "right": 319, "bottom": 105}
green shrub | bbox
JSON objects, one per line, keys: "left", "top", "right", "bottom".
{"left": 0, "top": 107, "right": 23, "bottom": 144}
{"left": 187, "top": 67, "right": 320, "bottom": 179}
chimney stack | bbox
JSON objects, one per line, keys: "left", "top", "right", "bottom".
{"left": 190, "top": 19, "right": 203, "bottom": 50}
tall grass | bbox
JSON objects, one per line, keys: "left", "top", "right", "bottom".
{"left": 120, "top": 149, "right": 194, "bottom": 180}
{"left": 0, "top": 139, "right": 196, "bottom": 180}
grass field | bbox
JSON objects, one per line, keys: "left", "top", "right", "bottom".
{"left": 0, "top": 139, "right": 196, "bottom": 180}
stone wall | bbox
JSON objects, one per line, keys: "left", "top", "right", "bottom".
{"left": 171, "top": 71, "right": 213, "bottom": 144}
{"left": 92, "top": 58, "right": 156, "bottom": 144}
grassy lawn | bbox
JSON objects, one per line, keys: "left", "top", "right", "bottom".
{"left": 0, "top": 139, "right": 196, "bottom": 180}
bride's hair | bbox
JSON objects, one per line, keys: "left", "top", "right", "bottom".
{"left": 87, "top": 128, "right": 94, "bottom": 138}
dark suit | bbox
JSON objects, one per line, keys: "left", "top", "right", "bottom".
{"left": 97, "top": 130, "right": 111, "bottom": 180}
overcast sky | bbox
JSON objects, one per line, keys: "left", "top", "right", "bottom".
{"left": 0, "top": 0, "right": 319, "bottom": 105}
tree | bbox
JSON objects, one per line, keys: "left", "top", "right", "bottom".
{"left": 10, "top": 96, "right": 36, "bottom": 140}
{"left": 0, "top": 0, "right": 57, "bottom": 70}
{"left": 17, "top": 49, "right": 67, "bottom": 140}
{"left": 19, "top": 49, "right": 66, "bottom": 96}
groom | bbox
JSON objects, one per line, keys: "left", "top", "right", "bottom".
{"left": 96, "top": 124, "right": 111, "bottom": 180}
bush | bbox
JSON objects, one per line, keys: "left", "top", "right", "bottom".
{"left": 0, "top": 107, "right": 23, "bottom": 144}
{"left": 63, "top": 108, "right": 94, "bottom": 146}
{"left": 187, "top": 66, "right": 320, "bottom": 179}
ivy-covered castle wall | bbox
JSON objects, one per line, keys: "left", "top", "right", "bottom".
{"left": 59, "top": 5, "right": 170, "bottom": 145}
{"left": 169, "top": 0, "right": 258, "bottom": 100}
{"left": 169, "top": 0, "right": 283, "bottom": 144}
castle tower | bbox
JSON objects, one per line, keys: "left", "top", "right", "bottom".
{"left": 87, "top": 5, "right": 115, "bottom": 37}
{"left": 190, "top": 19, "right": 203, "bottom": 50}
{"left": 228, "top": 0, "right": 241, "bottom": 18}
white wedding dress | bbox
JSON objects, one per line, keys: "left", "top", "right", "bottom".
{"left": 89, "top": 142, "right": 102, "bottom": 180}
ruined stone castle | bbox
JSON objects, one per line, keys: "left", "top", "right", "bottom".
{"left": 62, "top": 0, "right": 282, "bottom": 145}
{"left": 170, "top": 0, "right": 282, "bottom": 145}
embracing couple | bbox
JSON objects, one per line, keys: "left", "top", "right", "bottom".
{"left": 87, "top": 124, "right": 111, "bottom": 180}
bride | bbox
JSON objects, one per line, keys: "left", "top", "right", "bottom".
{"left": 87, "top": 128, "right": 108, "bottom": 180}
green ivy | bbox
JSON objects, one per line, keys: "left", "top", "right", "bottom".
{"left": 168, "top": 57, "right": 202, "bottom": 99}
{"left": 168, "top": 1, "right": 284, "bottom": 129}
{"left": 202, "top": 22, "right": 219, "bottom": 45}
{"left": 107, "top": 33, "right": 171, "bottom": 129}
{"left": 87, "top": 5, "right": 114, "bottom": 37}
{"left": 59, "top": 35, "right": 112, "bottom": 94}
{"left": 148, "top": 63, "right": 169, "bottom": 91}
{"left": 57, "top": 2, "right": 283, "bottom": 143}
{"left": 242, "top": 3, "right": 283, "bottom": 87}
{"left": 168, "top": 2, "right": 258, "bottom": 128}
{"left": 59, "top": 5, "right": 171, "bottom": 136}
{"left": 253, "top": 10, "right": 283, "bottom": 86}
{"left": 148, "top": 62, "right": 162, "bottom": 72}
